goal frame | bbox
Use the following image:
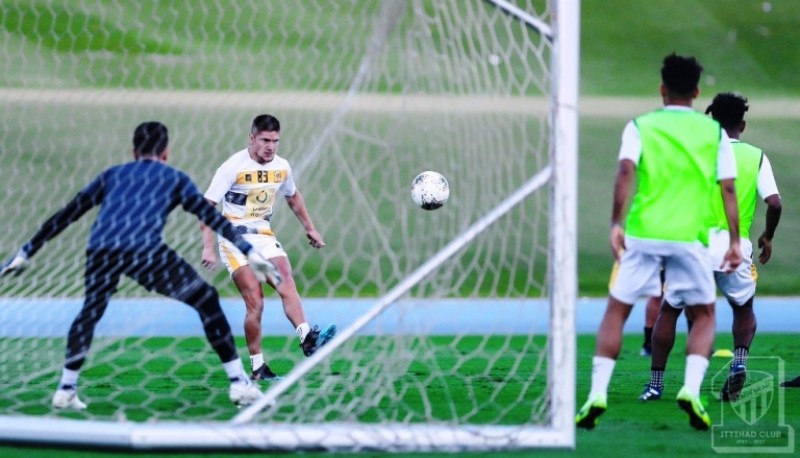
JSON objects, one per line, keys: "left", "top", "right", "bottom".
{"left": 0, "top": 0, "right": 579, "bottom": 451}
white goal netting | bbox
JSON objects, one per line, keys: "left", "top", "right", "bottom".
{"left": 0, "top": 0, "right": 577, "bottom": 452}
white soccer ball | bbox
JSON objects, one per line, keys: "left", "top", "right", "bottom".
{"left": 410, "top": 171, "right": 449, "bottom": 210}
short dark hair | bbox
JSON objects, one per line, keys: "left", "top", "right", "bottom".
{"left": 705, "top": 92, "right": 749, "bottom": 130}
{"left": 251, "top": 114, "right": 280, "bottom": 134}
{"left": 661, "top": 53, "right": 703, "bottom": 98}
{"left": 133, "top": 121, "right": 169, "bottom": 155}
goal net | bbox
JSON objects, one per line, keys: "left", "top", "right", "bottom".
{"left": 0, "top": 0, "right": 578, "bottom": 452}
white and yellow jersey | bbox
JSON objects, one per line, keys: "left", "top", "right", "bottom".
{"left": 204, "top": 149, "right": 296, "bottom": 235}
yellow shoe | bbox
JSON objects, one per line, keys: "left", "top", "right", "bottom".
{"left": 712, "top": 349, "right": 734, "bottom": 358}
{"left": 575, "top": 393, "right": 607, "bottom": 430}
{"left": 676, "top": 386, "right": 711, "bottom": 430}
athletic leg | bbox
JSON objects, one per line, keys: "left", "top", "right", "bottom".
{"left": 642, "top": 268, "right": 665, "bottom": 356}
{"left": 595, "top": 296, "right": 635, "bottom": 359}
{"left": 576, "top": 295, "right": 633, "bottom": 429}
{"left": 665, "top": 244, "right": 715, "bottom": 430}
{"left": 132, "top": 248, "right": 239, "bottom": 364}
{"left": 65, "top": 250, "right": 122, "bottom": 370}
{"left": 230, "top": 265, "right": 281, "bottom": 378}
{"left": 642, "top": 295, "right": 660, "bottom": 356}
{"left": 640, "top": 299, "right": 679, "bottom": 401}
{"left": 232, "top": 266, "right": 267, "bottom": 357}
{"left": 721, "top": 295, "right": 756, "bottom": 401}
{"left": 579, "top": 244, "right": 662, "bottom": 429}
{"left": 268, "top": 256, "right": 335, "bottom": 357}
{"left": 129, "top": 247, "right": 262, "bottom": 405}
{"left": 269, "top": 257, "right": 307, "bottom": 327}
{"left": 731, "top": 296, "right": 756, "bottom": 353}
{"left": 54, "top": 250, "right": 122, "bottom": 410}
{"left": 676, "top": 303, "right": 714, "bottom": 430}
{"left": 685, "top": 304, "right": 715, "bottom": 362}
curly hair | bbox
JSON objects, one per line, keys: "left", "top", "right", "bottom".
{"left": 661, "top": 53, "right": 703, "bottom": 98}
{"left": 705, "top": 92, "right": 749, "bottom": 130}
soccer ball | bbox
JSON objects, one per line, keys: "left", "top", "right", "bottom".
{"left": 410, "top": 171, "right": 449, "bottom": 210}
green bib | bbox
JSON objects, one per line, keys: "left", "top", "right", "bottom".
{"left": 710, "top": 141, "right": 761, "bottom": 239}
{"left": 625, "top": 109, "right": 722, "bottom": 245}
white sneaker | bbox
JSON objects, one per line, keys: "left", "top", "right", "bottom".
{"left": 229, "top": 382, "right": 262, "bottom": 407}
{"left": 52, "top": 388, "right": 87, "bottom": 410}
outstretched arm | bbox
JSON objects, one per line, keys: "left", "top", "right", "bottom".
{"left": 25, "top": 188, "right": 100, "bottom": 257}
{"left": 1, "top": 186, "right": 99, "bottom": 276}
{"left": 286, "top": 190, "right": 325, "bottom": 249}
{"left": 758, "top": 194, "right": 782, "bottom": 264}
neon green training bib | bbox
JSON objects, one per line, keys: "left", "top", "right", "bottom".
{"left": 710, "top": 141, "right": 761, "bottom": 239}
{"left": 625, "top": 109, "right": 722, "bottom": 245}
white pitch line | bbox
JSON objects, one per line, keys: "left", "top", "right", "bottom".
{"left": 0, "top": 88, "right": 550, "bottom": 115}
{"left": 2, "top": 88, "right": 799, "bottom": 118}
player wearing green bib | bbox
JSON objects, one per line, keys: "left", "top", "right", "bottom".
{"left": 698, "top": 93, "right": 781, "bottom": 401}
{"left": 639, "top": 93, "right": 782, "bottom": 403}
{"left": 576, "top": 54, "right": 742, "bottom": 431}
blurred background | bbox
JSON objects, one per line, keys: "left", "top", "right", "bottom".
{"left": 0, "top": 0, "right": 797, "bottom": 297}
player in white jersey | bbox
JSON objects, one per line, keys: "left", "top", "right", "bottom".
{"left": 707, "top": 92, "right": 781, "bottom": 401}
{"left": 201, "top": 114, "right": 336, "bottom": 382}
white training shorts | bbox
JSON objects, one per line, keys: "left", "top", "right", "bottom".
{"left": 609, "top": 237, "right": 715, "bottom": 307}
{"left": 708, "top": 229, "right": 757, "bottom": 306}
{"left": 218, "top": 233, "right": 288, "bottom": 275}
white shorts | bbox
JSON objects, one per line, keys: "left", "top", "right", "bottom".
{"left": 709, "top": 229, "right": 756, "bottom": 306}
{"left": 609, "top": 237, "right": 715, "bottom": 307}
{"left": 218, "top": 233, "right": 287, "bottom": 275}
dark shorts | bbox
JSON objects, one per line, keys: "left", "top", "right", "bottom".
{"left": 84, "top": 245, "right": 206, "bottom": 302}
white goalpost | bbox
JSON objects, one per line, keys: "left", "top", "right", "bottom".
{"left": 0, "top": 0, "right": 579, "bottom": 452}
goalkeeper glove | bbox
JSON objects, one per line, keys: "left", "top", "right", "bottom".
{"left": 247, "top": 251, "right": 282, "bottom": 286}
{"left": 0, "top": 248, "right": 30, "bottom": 277}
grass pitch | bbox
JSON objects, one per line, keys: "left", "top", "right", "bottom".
{"left": 2, "top": 1, "right": 800, "bottom": 456}
{"left": 2, "top": 332, "right": 799, "bottom": 457}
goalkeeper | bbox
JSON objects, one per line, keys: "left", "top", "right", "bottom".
{"left": 0, "top": 121, "right": 277, "bottom": 410}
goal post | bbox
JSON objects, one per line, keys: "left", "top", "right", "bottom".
{"left": 0, "top": 0, "right": 579, "bottom": 452}
{"left": 549, "top": 0, "right": 580, "bottom": 445}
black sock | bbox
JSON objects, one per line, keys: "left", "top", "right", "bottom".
{"left": 643, "top": 327, "right": 653, "bottom": 350}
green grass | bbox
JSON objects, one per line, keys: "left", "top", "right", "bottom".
{"left": 0, "top": 0, "right": 377, "bottom": 91}
{"left": 2, "top": 332, "right": 799, "bottom": 456}
{"left": 581, "top": 0, "right": 800, "bottom": 96}
{"left": 578, "top": 117, "right": 800, "bottom": 295}
{"left": 0, "top": 102, "right": 550, "bottom": 298}
{"left": 3, "top": 1, "right": 800, "bottom": 96}
{"left": 0, "top": 0, "right": 548, "bottom": 94}
{"left": 2, "top": 107, "right": 797, "bottom": 298}
{"left": 2, "top": 2, "right": 800, "bottom": 454}
{"left": 0, "top": 334, "right": 547, "bottom": 424}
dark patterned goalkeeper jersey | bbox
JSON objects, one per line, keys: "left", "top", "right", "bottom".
{"left": 23, "top": 159, "right": 252, "bottom": 256}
